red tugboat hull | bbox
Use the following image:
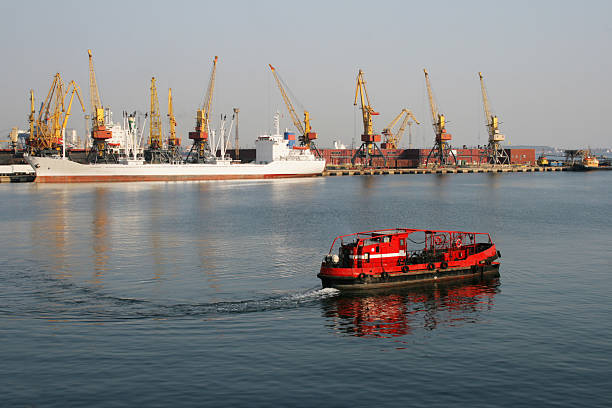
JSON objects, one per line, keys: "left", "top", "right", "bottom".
{"left": 318, "top": 228, "right": 501, "bottom": 290}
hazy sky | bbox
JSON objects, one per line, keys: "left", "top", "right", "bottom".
{"left": 1, "top": 0, "right": 611, "bottom": 149}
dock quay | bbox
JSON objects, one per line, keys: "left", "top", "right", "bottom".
{"left": 322, "top": 166, "right": 567, "bottom": 177}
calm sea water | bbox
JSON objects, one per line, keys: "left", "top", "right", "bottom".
{"left": 1, "top": 172, "right": 611, "bottom": 407}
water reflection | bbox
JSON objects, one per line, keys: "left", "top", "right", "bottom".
{"left": 30, "top": 187, "right": 69, "bottom": 277}
{"left": 321, "top": 277, "right": 500, "bottom": 337}
{"left": 91, "top": 187, "right": 109, "bottom": 285}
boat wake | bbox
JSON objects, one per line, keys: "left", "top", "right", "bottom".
{"left": 15, "top": 276, "right": 340, "bottom": 321}
{"left": 152, "top": 287, "right": 340, "bottom": 317}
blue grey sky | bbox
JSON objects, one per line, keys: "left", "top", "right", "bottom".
{"left": 1, "top": 0, "right": 611, "bottom": 148}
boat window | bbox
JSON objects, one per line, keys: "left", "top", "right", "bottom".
{"left": 399, "top": 239, "right": 404, "bottom": 246}
{"left": 376, "top": 246, "right": 380, "bottom": 253}
{"left": 383, "top": 236, "right": 390, "bottom": 243}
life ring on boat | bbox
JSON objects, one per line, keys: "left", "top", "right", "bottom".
{"left": 402, "top": 265, "right": 409, "bottom": 273}
{"left": 358, "top": 273, "right": 367, "bottom": 282}
{"left": 434, "top": 235, "right": 443, "bottom": 246}
{"left": 381, "top": 272, "right": 389, "bottom": 281}
{"left": 427, "top": 263, "right": 435, "bottom": 270}
{"left": 455, "top": 238, "right": 462, "bottom": 248}
{"left": 440, "top": 261, "right": 448, "bottom": 269}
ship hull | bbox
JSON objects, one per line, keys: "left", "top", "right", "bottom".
{"left": 318, "top": 263, "right": 500, "bottom": 291}
{"left": 26, "top": 156, "right": 325, "bottom": 183}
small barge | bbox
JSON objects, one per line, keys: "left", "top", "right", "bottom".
{"left": 318, "top": 228, "right": 500, "bottom": 290}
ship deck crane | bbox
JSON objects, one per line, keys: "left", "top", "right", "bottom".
{"left": 268, "top": 64, "right": 320, "bottom": 156}
{"left": 187, "top": 56, "right": 218, "bottom": 163}
{"left": 424, "top": 69, "right": 456, "bottom": 166}
{"left": 87, "top": 49, "right": 115, "bottom": 163}
{"left": 351, "top": 69, "right": 385, "bottom": 166}
{"left": 381, "top": 109, "right": 420, "bottom": 149}
{"left": 167, "top": 88, "right": 181, "bottom": 162}
{"left": 479, "top": 72, "right": 510, "bottom": 165}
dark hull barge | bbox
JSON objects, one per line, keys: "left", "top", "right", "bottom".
{"left": 318, "top": 228, "right": 501, "bottom": 290}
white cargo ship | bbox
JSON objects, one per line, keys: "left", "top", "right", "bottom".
{"left": 26, "top": 114, "right": 325, "bottom": 183}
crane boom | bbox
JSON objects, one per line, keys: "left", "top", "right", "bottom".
{"left": 148, "top": 77, "right": 162, "bottom": 149}
{"left": 423, "top": 68, "right": 455, "bottom": 166}
{"left": 167, "top": 88, "right": 178, "bottom": 145}
{"left": 478, "top": 72, "right": 503, "bottom": 141}
{"left": 269, "top": 64, "right": 304, "bottom": 135}
{"left": 201, "top": 55, "right": 218, "bottom": 136}
{"left": 354, "top": 70, "right": 379, "bottom": 137}
{"left": 382, "top": 109, "right": 420, "bottom": 149}
{"left": 88, "top": 49, "right": 105, "bottom": 128}
{"left": 61, "top": 80, "right": 86, "bottom": 132}
{"left": 29, "top": 90, "right": 35, "bottom": 143}
{"left": 423, "top": 69, "right": 440, "bottom": 130}
{"left": 479, "top": 72, "right": 492, "bottom": 125}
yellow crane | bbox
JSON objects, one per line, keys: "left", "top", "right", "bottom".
{"left": 187, "top": 56, "right": 218, "bottom": 162}
{"left": 167, "top": 88, "right": 181, "bottom": 162}
{"left": 87, "top": 50, "right": 113, "bottom": 163}
{"left": 424, "top": 69, "right": 456, "bottom": 166}
{"left": 144, "top": 77, "right": 168, "bottom": 163}
{"left": 352, "top": 69, "right": 385, "bottom": 166}
{"left": 28, "top": 73, "right": 85, "bottom": 155}
{"left": 268, "top": 64, "right": 319, "bottom": 153}
{"left": 381, "top": 109, "right": 420, "bottom": 149}
{"left": 148, "top": 77, "right": 162, "bottom": 149}
{"left": 479, "top": 72, "right": 509, "bottom": 165}
{"left": 28, "top": 89, "right": 35, "bottom": 149}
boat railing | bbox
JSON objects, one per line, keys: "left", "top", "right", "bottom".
{"left": 327, "top": 228, "right": 492, "bottom": 255}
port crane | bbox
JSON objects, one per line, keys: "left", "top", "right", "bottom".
{"left": 424, "top": 69, "right": 456, "bottom": 166}
{"left": 479, "top": 72, "right": 510, "bottom": 165}
{"left": 187, "top": 56, "right": 218, "bottom": 163}
{"left": 268, "top": 64, "right": 320, "bottom": 156}
{"left": 87, "top": 49, "right": 115, "bottom": 163}
{"left": 381, "top": 109, "right": 420, "bottom": 149}
{"left": 145, "top": 77, "right": 168, "bottom": 163}
{"left": 352, "top": 69, "right": 385, "bottom": 166}
{"left": 167, "top": 88, "right": 181, "bottom": 162}
{"left": 28, "top": 73, "right": 85, "bottom": 156}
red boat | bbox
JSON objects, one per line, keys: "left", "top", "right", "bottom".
{"left": 318, "top": 228, "right": 501, "bottom": 290}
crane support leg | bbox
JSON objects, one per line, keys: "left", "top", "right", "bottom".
{"left": 426, "top": 141, "right": 456, "bottom": 167}
{"left": 351, "top": 142, "right": 387, "bottom": 167}
{"left": 87, "top": 141, "right": 117, "bottom": 164}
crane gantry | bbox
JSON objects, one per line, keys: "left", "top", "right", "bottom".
{"left": 268, "top": 64, "right": 320, "bottom": 155}
{"left": 479, "top": 72, "right": 509, "bottom": 165}
{"left": 87, "top": 49, "right": 115, "bottom": 163}
{"left": 351, "top": 69, "right": 385, "bottom": 166}
{"left": 187, "top": 56, "right": 218, "bottom": 163}
{"left": 424, "top": 69, "right": 456, "bottom": 166}
{"left": 28, "top": 73, "right": 85, "bottom": 156}
{"left": 381, "top": 109, "right": 420, "bottom": 149}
